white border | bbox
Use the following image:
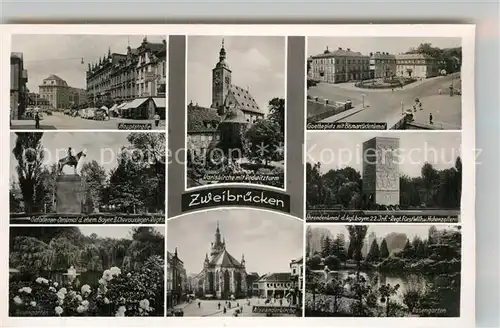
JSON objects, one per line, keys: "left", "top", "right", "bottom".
{"left": 1, "top": 24, "right": 475, "bottom": 328}
{"left": 183, "top": 35, "right": 288, "bottom": 192}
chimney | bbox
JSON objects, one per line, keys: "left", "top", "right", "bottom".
{"left": 347, "top": 48, "right": 351, "bottom": 51}
{"left": 370, "top": 52, "right": 373, "bottom": 56}
{"left": 338, "top": 47, "right": 342, "bottom": 50}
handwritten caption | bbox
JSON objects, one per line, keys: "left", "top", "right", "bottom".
{"left": 306, "top": 211, "right": 460, "bottom": 223}
{"left": 252, "top": 306, "right": 298, "bottom": 315}
{"left": 117, "top": 123, "right": 152, "bottom": 130}
{"left": 12, "top": 215, "right": 165, "bottom": 224}
{"left": 307, "top": 122, "right": 387, "bottom": 130}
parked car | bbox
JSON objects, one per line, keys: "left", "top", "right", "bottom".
{"left": 94, "top": 111, "right": 106, "bottom": 120}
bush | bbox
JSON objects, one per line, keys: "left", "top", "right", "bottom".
{"left": 307, "top": 255, "right": 323, "bottom": 270}
{"left": 9, "top": 256, "right": 164, "bottom": 317}
{"left": 324, "top": 255, "right": 341, "bottom": 270}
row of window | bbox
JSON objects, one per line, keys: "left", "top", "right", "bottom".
{"left": 314, "top": 58, "right": 370, "bottom": 65}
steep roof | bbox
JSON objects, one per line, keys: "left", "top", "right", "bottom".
{"left": 221, "top": 106, "right": 248, "bottom": 124}
{"left": 45, "top": 74, "right": 65, "bottom": 82}
{"left": 187, "top": 104, "right": 221, "bottom": 133}
{"left": 209, "top": 249, "right": 243, "bottom": 268}
{"left": 313, "top": 48, "right": 367, "bottom": 59}
{"left": 395, "top": 53, "right": 436, "bottom": 60}
{"left": 227, "top": 85, "right": 263, "bottom": 115}
{"left": 257, "top": 272, "right": 292, "bottom": 282}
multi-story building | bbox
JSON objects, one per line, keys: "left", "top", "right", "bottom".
{"left": 310, "top": 46, "right": 370, "bottom": 83}
{"left": 39, "top": 74, "right": 71, "bottom": 110}
{"left": 10, "top": 52, "right": 29, "bottom": 119}
{"left": 167, "top": 248, "right": 186, "bottom": 308}
{"left": 253, "top": 272, "right": 293, "bottom": 299}
{"left": 369, "top": 52, "right": 397, "bottom": 79}
{"left": 26, "top": 92, "right": 52, "bottom": 110}
{"left": 395, "top": 53, "right": 439, "bottom": 79}
{"left": 86, "top": 37, "right": 167, "bottom": 119}
{"left": 69, "top": 87, "right": 87, "bottom": 107}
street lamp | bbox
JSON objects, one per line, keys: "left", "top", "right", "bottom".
{"left": 361, "top": 94, "right": 366, "bottom": 109}
{"left": 401, "top": 100, "right": 404, "bottom": 115}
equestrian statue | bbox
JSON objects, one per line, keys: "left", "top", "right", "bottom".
{"left": 57, "top": 147, "right": 87, "bottom": 175}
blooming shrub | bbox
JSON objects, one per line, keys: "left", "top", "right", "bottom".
{"left": 9, "top": 255, "right": 164, "bottom": 317}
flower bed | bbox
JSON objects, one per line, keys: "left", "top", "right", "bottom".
{"left": 355, "top": 78, "right": 417, "bottom": 89}
{"left": 9, "top": 256, "right": 164, "bottom": 317}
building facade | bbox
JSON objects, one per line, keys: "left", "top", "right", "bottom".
{"left": 310, "top": 47, "right": 370, "bottom": 83}
{"left": 10, "top": 52, "right": 29, "bottom": 119}
{"left": 362, "top": 137, "right": 400, "bottom": 206}
{"left": 369, "top": 52, "right": 397, "bottom": 79}
{"left": 39, "top": 74, "right": 71, "bottom": 110}
{"left": 167, "top": 248, "right": 187, "bottom": 308}
{"left": 395, "top": 54, "right": 439, "bottom": 79}
{"left": 192, "top": 221, "right": 247, "bottom": 299}
{"left": 289, "top": 257, "right": 303, "bottom": 306}
{"left": 26, "top": 93, "right": 52, "bottom": 110}
{"left": 86, "top": 36, "right": 167, "bottom": 115}
{"left": 253, "top": 272, "right": 293, "bottom": 299}
{"left": 187, "top": 40, "right": 265, "bottom": 157}
{"left": 69, "top": 87, "right": 87, "bottom": 107}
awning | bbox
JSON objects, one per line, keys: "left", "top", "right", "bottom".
{"left": 109, "top": 104, "right": 118, "bottom": 112}
{"left": 153, "top": 97, "right": 166, "bottom": 108}
{"left": 100, "top": 105, "right": 108, "bottom": 110}
{"left": 123, "top": 98, "right": 148, "bottom": 110}
{"left": 116, "top": 102, "right": 128, "bottom": 110}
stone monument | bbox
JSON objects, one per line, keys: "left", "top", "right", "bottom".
{"left": 362, "top": 137, "right": 400, "bottom": 206}
{"left": 55, "top": 148, "right": 88, "bottom": 214}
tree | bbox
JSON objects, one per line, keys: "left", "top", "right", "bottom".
{"left": 243, "top": 118, "right": 284, "bottom": 165}
{"left": 80, "top": 160, "right": 106, "bottom": 212}
{"left": 403, "top": 239, "right": 414, "bottom": 258}
{"left": 10, "top": 182, "right": 24, "bottom": 213}
{"left": 331, "top": 235, "right": 347, "bottom": 264}
{"left": 380, "top": 239, "right": 390, "bottom": 259}
{"left": 12, "top": 132, "right": 45, "bottom": 213}
{"left": 324, "top": 255, "right": 341, "bottom": 270}
{"left": 366, "top": 239, "right": 380, "bottom": 262}
{"left": 428, "top": 226, "right": 437, "bottom": 245}
{"left": 266, "top": 98, "right": 285, "bottom": 135}
{"left": 321, "top": 235, "right": 332, "bottom": 258}
{"left": 346, "top": 225, "right": 368, "bottom": 277}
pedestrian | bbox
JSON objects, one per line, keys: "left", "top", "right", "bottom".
{"left": 419, "top": 102, "right": 423, "bottom": 110}
{"left": 236, "top": 302, "right": 239, "bottom": 308}
{"left": 429, "top": 113, "right": 433, "bottom": 125}
{"left": 198, "top": 301, "right": 201, "bottom": 308}
{"left": 153, "top": 113, "right": 160, "bottom": 127}
{"left": 228, "top": 302, "right": 231, "bottom": 309}
{"left": 438, "top": 88, "right": 442, "bottom": 95}
{"left": 280, "top": 299, "right": 283, "bottom": 306}
{"left": 218, "top": 302, "right": 221, "bottom": 310}
{"left": 34, "top": 112, "right": 40, "bottom": 129}
{"left": 223, "top": 307, "right": 227, "bottom": 314}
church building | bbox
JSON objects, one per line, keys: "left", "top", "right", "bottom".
{"left": 187, "top": 39, "right": 265, "bottom": 156}
{"left": 192, "top": 221, "right": 248, "bottom": 299}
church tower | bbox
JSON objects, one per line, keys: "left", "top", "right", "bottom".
{"left": 211, "top": 38, "right": 232, "bottom": 114}
{"left": 210, "top": 221, "right": 225, "bottom": 257}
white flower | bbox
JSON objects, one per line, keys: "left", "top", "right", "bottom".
{"left": 58, "top": 287, "right": 67, "bottom": 295}
{"left": 55, "top": 306, "right": 63, "bottom": 315}
{"left": 13, "top": 296, "right": 23, "bottom": 305}
{"left": 36, "top": 277, "right": 49, "bottom": 284}
{"left": 76, "top": 305, "right": 86, "bottom": 313}
{"left": 127, "top": 273, "right": 132, "bottom": 278}
{"left": 49, "top": 287, "right": 56, "bottom": 292}
{"left": 30, "top": 301, "right": 37, "bottom": 307}
{"left": 68, "top": 291, "right": 77, "bottom": 298}
{"left": 109, "top": 267, "right": 121, "bottom": 277}
{"left": 81, "top": 300, "right": 89, "bottom": 308}
{"left": 56, "top": 292, "right": 65, "bottom": 301}
{"left": 76, "top": 295, "right": 83, "bottom": 302}
{"left": 115, "top": 306, "right": 126, "bottom": 317}
{"left": 139, "top": 299, "right": 151, "bottom": 311}
{"left": 81, "top": 284, "right": 91, "bottom": 295}
{"left": 19, "top": 287, "right": 32, "bottom": 294}
{"left": 58, "top": 300, "right": 64, "bottom": 306}
{"left": 53, "top": 282, "right": 59, "bottom": 288}
{"left": 104, "top": 297, "right": 110, "bottom": 304}
{"left": 102, "top": 270, "right": 112, "bottom": 281}
{"left": 115, "top": 311, "right": 125, "bottom": 317}
{"left": 98, "top": 278, "right": 107, "bottom": 285}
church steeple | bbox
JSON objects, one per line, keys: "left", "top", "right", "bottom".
{"left": 215, "top": 220, "right": 221, "bottom": 245}
{"left": 241, "top": 254, "right": 245, "bottom": 267}
{"left": 219, "top": 38, "right": 226, "bottom": 62}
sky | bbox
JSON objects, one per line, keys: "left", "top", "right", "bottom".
{"left": 307, "top": 37, "right": 462, "bottom": 57}
{"left": 310, "top": 224, "right": 459, "bottom": 242}
{"left": 167, "top": 209, "right": 303, "bottom": 275}
{"left": 306, "top": 132, "right": 461, "bottom": 177}
{"left": 186, "top": 35, "right": 286, "bottom": 114}
{"left": 79, "top": 226, "right": 164, "bottom": 240}
{"left": 11, "top": 34, "right": 165, "bottom": 91}
{"left": 9, "top": 132, "right": 134, "bottom": 184}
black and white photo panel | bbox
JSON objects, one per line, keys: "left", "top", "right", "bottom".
{"left": 9, "top": 226, "right": 165, "bottom": 317}
{"left": 9, "top": 131, "right": 166, "bottom": 224}
{"left": 185, "top": 36, "right": 286, "bottom": 190}
{"left": 10, "top": 34, "right": 167, "bottom": 131}
{"left": 306, "top": 131, "right": 462, "bottom": 223}
{"left": 304, "top": 224, "right": 462, "bottom": 317}
{"left": 166, "top": 209, "right": 303, "bottom": 317}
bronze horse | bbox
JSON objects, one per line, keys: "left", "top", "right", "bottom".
{"left": 57, "top": 147, "right": 86, "bottom": 175}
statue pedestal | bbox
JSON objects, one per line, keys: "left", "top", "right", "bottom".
{"left": 56, "top": 174, "right": 85, "bottom": 214}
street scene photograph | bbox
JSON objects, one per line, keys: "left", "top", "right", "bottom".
{"left": 10, "top": 34, "right": 166, "bottom": 130}
{"left": 9, "top": 226, "right": 165, "bottom": 317}
{"left": 307, "top": 37, "right": 462, "bottom": 130}
{"left": 305, "top": 224, "right": 461, "bottom": 317}
{"left": 9, "top": 132, "right": 166, "bottom": 223}
{"left": 186, "top": 36, "right": 286, "bottom": 189}
{"left": 166, "top": 209, "right": 303, "bottom": 317}
{"left": 306, "top": 131, "right": 462, "bottom": 222}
